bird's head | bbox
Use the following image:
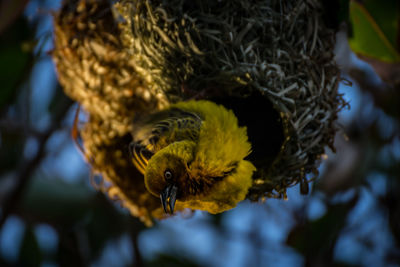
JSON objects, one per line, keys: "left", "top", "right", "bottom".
{"left": 144, "top": 140, "right": 196, "bottom": 214}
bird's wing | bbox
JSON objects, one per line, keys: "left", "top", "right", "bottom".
{"left": 186, "top": 161, "right": 239, "bottom": 195}
{"left": 130, "top": 108, "right": 202, "bottom": 174}
{"left": 129, "top": 142, "right": 154, "bottom": 175}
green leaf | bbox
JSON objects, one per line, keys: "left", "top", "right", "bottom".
{"left": 348, "top": 0, "right": 400, "bottom": 62}
{"left": 361, "top": 0, "right": 399, "bottom": 48}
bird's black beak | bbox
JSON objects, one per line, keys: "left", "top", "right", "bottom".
{"left": 160, "top": 184, "right": 178, "bottom": 214}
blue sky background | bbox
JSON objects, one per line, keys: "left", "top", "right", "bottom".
{"left": 0, "top": 0, "right": 399, "bottom": 266}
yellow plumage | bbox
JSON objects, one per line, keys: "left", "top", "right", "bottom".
{"left": 131, "top": 100, "right": 256, "bottom": 214}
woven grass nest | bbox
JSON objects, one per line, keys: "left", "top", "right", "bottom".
{"left": 53, "top": 0, "right": 344, "bottom": 225}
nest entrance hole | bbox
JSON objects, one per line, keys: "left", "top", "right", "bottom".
{"left": 210, "top": 90, "right": 284, "bottom": 170}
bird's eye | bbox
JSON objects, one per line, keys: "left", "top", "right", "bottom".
{"left": 164, "top": 170, "right": 173, "bottom": 181}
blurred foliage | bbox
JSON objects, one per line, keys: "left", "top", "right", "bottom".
{"left": 146, "top": 254, "right": 203, "bottom": 267}
{"left": 348, "top": 0, "right": 400, "bottom": 62}
{"left": 0, "top": 16, "right": 34, "bottom": 109}
{"left": 287, "top": 195, "right": 358, "bottom": 265}
{"left": 18, "top": 226, "right": 42, "bottom": 267}
{"left": 320, "top": 0, "right": 350, "bottom": 30}
{"left": 0, "top": 0, "right": 399, "bottom": 267}
{"left": 0, "top": 0, "right": 29, "bottom": 34}
{"left": 0, "top": 131, "right": 25, "bottom": 174}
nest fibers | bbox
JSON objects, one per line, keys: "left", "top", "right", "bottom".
{"left": 53, "top": 0, "right": 344, "bottom": 225}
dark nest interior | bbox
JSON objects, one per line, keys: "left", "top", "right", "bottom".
{"left": 53, "top": 0, "right": 345, "bottom": 225}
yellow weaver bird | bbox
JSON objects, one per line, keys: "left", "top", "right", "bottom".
{"left": 130, "top": 100, "right": 255, "bottom": 214}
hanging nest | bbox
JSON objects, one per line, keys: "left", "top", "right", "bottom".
{"left": 53, "top": 0, "right": 345, "bottom": 226}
